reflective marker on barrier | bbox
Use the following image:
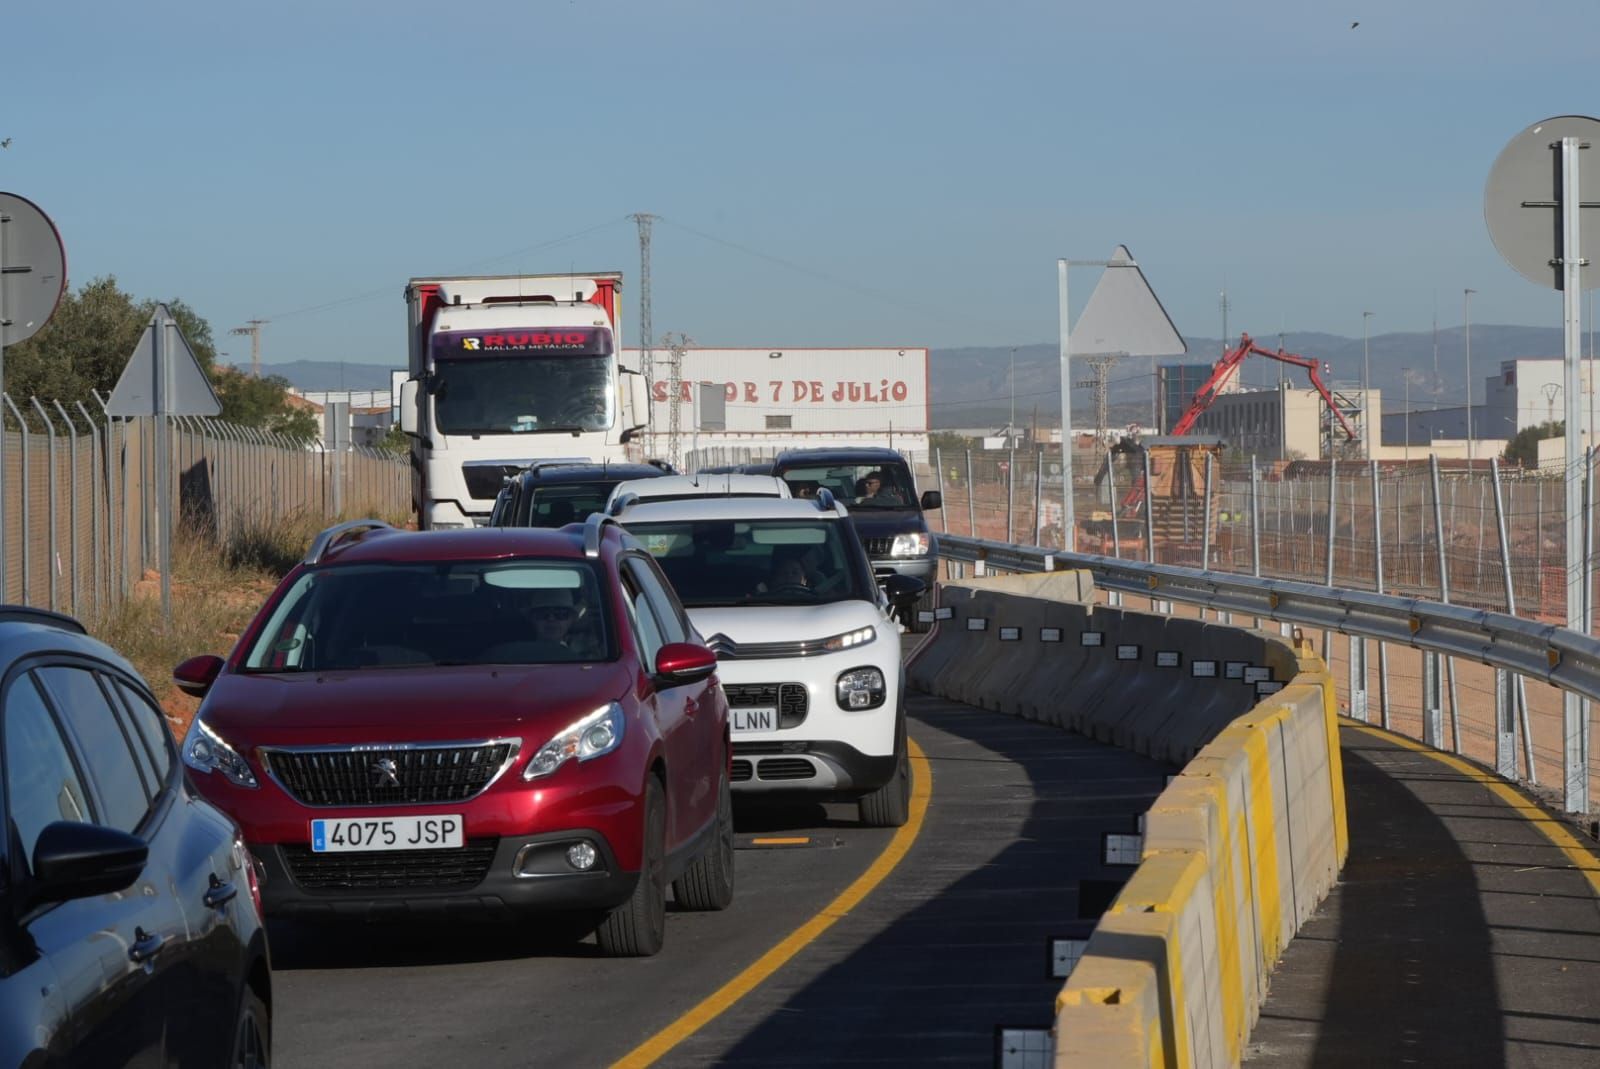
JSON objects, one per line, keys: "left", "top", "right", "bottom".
{"left": 999, "top": 626, "right": 1020, "bottom": 641}
{"left": 1116, "top": 644, "right": 1141, "bottom": 661}
{"left": 1225, "top": 661, "right": 1248, "bottom": 679}
{"left": 1040, "top": 627, "right": 1063, "bottom": 643}
{"left": 1244, "top": 666, "right": 1272, "bottom": 684}
{"left": 935, "top": 606, "right": 954, "bottom": 620}
{"left": 1102, "top": 832, "right": 1143, "bottom": 866}
{"left": 1256, "top": 680, "right": 1285, "bottom": 696}
{"left": 1156, "top": 650, "right": 1181, "bottom": 667}
{"left": 1137, "top": 812, "right": 1146, "bottom": 833}
{"left": 967, "top": 617, "right": 988, "bottom": 631}
{"left": 1192, "top": 660, "right": 1219, "bottom": 677}
{"left": 917, "top": 610, "right": 935, "bottom": 624}
{"left": 995, "top": 1027, "right": 1053, "bottom": 1069}
{"left": 1049, "top": 937, "right": 1089, "bottom": 979}
{"left": 1080, "top": 631, "right": 1104, "bottom": 647}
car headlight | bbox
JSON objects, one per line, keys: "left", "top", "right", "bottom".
{"left": 821, "top": 626, "right": 877, "bottom": 652}
{"left": 890, "top": 532, "right": 930, "bottom": 558}
{"left": 181, "top": 719, "right": 259, "bottom": 789}
{"left": 836, "top": 667, "right": 887, "bottom": 710}
{"left": 524, "top": 703, "right": 626, "bottom": 780}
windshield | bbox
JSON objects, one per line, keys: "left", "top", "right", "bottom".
{"left": 431, "top": 328, "right": 613, "bottom": 435}
{"left": 626, "top": 519, "right": 870, "bottom": 608}
{"left": 242, "top": 561, "right": 613, "bottom": 671}
{"left": 776, "top": 462, "right": 917, "bottom": 510}
{"left": 523, "top": 483, "right": 621, "bottom": 527}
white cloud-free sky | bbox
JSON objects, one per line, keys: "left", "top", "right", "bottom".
{"left": 5, "top": 1, "right": 1597, "bottom": 364}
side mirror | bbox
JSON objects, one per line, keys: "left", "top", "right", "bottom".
{"left": 881, "top": 574, "right": 926, "bottom": 607}
{"left": 654, "top": 642, "right": 718, "bottom": 685}
{"left": 173, "top": 654, "right": 224, "bottom": 698}
{"left": 920, "top": 490, "right": 942, "bottom": 511}
{"left": 399, "top": 379, "right": 421, "bottom": 436}
{"left": 31, "top": 822, "right": 148, "bottom": 904}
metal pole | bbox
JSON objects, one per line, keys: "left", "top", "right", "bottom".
{"left": 1058, "top": 259, "right": 1075, "bottom": 551}
{"left": 75, "top": 402, "right": 100, "bottom": 623}
{"left": 1006, "top": 447, "right": 1016, "bottom": 544}
{"left": 1323, "top": 458, "right": 1337, "bottom": 663}
{"left": 965, "top": 448, "right": 976, "bottom": 539}
{"left": 1432, "top": 457, "right": 1463, "bottom": 753}
{"left": 1465, "top": 288, "right": 1476, "bottom": 463}
{"left": 52, "top": 401, "right": 79, "bottom": 620}
{"left": 1561, "top": 136, "right": 1589, "bottom": 813}
{"left": 1249, "top": 456, "right": 1261, "bottom": 626}
{"left": 1585, "top": 446, "right": 1595, "bottom": 797}
{"left": 155, "top": 318, "right": 172, "bottom": 623}
{"left": 934, "top": 447, "right": 947, "bottom": 534}
{"left": 1490, "top": 456, "right": 1533, "bottom": 778}
{"left": 31, "top": 399, "right": 58, "bottom": 613}
{"left": 1371, "top": 459, "right": 1390, "bottom": 728}
{"left": 1033, "top": 445, "right": 1044, "bottom": 546}
{"left": 1201, "top": 451, "right": 1214, "bottom": 570}
{"left": 1105, "top": 448, "right": 1123, "bottom": 607}
{"left": 4, "top": 396, "right": 31, "bottom": 606}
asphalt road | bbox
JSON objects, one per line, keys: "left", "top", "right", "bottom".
{"left": 271, "top": 691, "right": 1172, "bottom": 1068}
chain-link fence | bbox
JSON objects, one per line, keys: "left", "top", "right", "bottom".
{"left": 1, "top": 394, "right": 410, "bottom": 623}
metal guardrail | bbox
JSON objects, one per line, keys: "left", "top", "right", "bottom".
{"left": 938, "top": 534, "right": 1598, "bottom": 814}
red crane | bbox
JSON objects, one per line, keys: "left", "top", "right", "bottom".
{"left": 1120, "top": 333, "right": 1359, "bottom": 514}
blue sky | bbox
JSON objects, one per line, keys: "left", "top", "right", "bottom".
{"left": 5, "top": 0, "right": 1599, "bottom": 366}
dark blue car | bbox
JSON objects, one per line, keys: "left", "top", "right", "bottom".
{"left": 0, "top": 607, "right": 270, "bottom": 1067}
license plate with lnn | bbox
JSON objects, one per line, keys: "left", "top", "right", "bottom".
{"left": 731, "top": 708, "right": 777, "bottom": 733}
{"left": 310, "top": 815, "right": 464, "bottom": 853}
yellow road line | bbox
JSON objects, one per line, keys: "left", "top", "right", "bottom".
{"left": 609, "top": 737, "right": 933, "bottom": 1069}
{"left": 1350, "top": 723, "right": 1600, "bottom": 897}
{"left": 749, "top": 837, "right": 811, "bottom": 846}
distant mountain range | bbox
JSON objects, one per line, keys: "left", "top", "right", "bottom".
{"left": 244, "top": 324, "right": 1578, "bottom": 429}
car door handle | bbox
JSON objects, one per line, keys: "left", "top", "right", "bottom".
{"left": 203, "top": 873, "right": 237, "bottom": 909}
{"left": 129, "top": 927, "right": 168, "bottom": 965}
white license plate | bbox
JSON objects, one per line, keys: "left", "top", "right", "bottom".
{"left": 731, "top": 708, "right": 777, "bottom": 733}
{"left": 310, "top": 815, "right": 464, "bottom": 853}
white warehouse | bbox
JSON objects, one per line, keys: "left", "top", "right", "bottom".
{"left": 621, "top": 347, "right": 929, "bottom": 463}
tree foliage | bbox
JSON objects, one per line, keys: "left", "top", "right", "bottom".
{"left": 1503, "top": 420, "right": 1562, "bottom": 468}
{"left": 2, "top": 275, "right": 311, "bottom": 437}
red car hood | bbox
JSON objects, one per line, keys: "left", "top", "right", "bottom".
{"left": 199, "top": 663, "right": 637, "bottom": 750}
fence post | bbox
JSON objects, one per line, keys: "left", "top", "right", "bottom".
{"left": 1005, "top": 447, "right": 1015, "bottom": 543}
{"left": 934, "top": 448, "right": 947, "bottom": 534}
{"left": 1490, "top": 457, "right": 1535, "bottom": 779}
{"left": 1369, "top": 459, "right": 1390, "bottom": 728}
{"left": 1033, "top": 445, "right": 1044, "bottom": 546}
{"left": 1249, "top": 456, "right": 1261, "bottom": 627}
{"left": 30, "top": 399, "right": 58, "bottom": 613}
{"left": 52, "top": 401, "right": 80, "bottom": 620}
{"left": 965, "top": 449, "right": 975, "bottom": 538}
{"left": 1430, "top": 456, "right": 1462, "bottom": 753}
{"left": 93, "top": 391, "right": 122, "bottom": 601}
{"left": 75, "top": 401, "right": 101, "bottom": 623}
{"left": 1323, "top": 458, "right": 1337, "bottom": 664}
{"left": 1105, "top": 448, "right": 1123, "bottom": 608}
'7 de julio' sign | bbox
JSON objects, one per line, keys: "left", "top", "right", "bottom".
{"left": 654, "top": 378, "right": 912, "bottom": 404}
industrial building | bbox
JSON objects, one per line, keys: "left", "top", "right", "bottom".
{"left": 1382, "top": 357, "right": 1600, "bottom": 454}
{"left": 1181, "top": 386, "right": 1378, "bottom": 459}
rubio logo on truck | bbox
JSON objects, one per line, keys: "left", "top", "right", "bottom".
{"left": 437, "top": 328, "right": 613, "bottom": 358}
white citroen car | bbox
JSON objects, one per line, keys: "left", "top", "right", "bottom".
{"left": 605, "top": 473, "right": 790, "bottom": 513}
{"left": 612, "top": 492, "right": 923, "bottom": 826}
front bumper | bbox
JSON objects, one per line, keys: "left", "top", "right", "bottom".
{"left": 870, "top": 555, "right": 937, "bottom": 583}
{"left": 730, "top": 737, "right": 899, "bottom": 799}
{"left": 252, "top": 829, "right": 635, "bottom": 920}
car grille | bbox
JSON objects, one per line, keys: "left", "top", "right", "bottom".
{"left": 462, "top": 463, "right": 526, "bottom": 501}
{"left": 864, "top": 536, "right": 895, "bottom": 558}
{"left": 707, "top": 633, "right": 874, "bottom": 660}
{"left": 731, "top": 760, "right": 753, "bottom": 783}
{"left": 756, "top": 758, "right": 816, "bottom": 781}
{"left": 280, "top": 840, "right": 498, "bottom": 890}
{"left": 723, "top": 683, "right": 808, "bottom": 728}
{"left": 262, "top": 742, "right": 517, "bottom": 807}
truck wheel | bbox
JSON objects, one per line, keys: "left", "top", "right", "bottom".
{"left": 596, "top": 778, "right": 667, "bottom": 957}
{"left": 859, "top": 719, "right": 911, "bottom": 828}
{"left": 672, "top": 773, "right": 735, "bottom": 911}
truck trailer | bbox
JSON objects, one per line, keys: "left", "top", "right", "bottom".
{"left": 398, "top": 273, "right": 650, "bottom": 528}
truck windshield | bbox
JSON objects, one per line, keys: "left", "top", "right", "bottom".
{"left": 431, "top": 328, "right": 613, "bottom": 435}
{"left": 776, "top": 463, "right": 917, "bottom": 510}
{"left": 625, "top": 519, "right": 870, "bottom": 608}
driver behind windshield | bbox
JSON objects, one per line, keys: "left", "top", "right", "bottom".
{"left": 855, "top": 470, "right": 905, "bottom": 507}
{"left": 757, "top": 551, "right": 811, "bottom": 596}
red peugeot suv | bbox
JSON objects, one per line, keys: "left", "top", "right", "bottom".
{"left": 174, "top": 516, "right": 733, "bottom": 957}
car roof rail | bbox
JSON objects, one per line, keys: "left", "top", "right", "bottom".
{"left": 583, "top": 512, "right": 623, "bottom": 557}
{"left": 304, "top": 519, "right": 397, "bottom": 566}
{"left": 0, "top": 605, "right": 87, "bottom": 635}
{"left": 607, "top": 491, "right": 639, "bottom": 517}
{"left": 815, "top": 487, "right": 836, "bottom": 512}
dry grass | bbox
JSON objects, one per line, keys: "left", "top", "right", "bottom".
{"left": 86, "top": 509, "right": 410, "bottom": 731}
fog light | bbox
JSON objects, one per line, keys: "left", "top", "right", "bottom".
{"left": 566, "top": 842, "right": 598, "bottom": 871}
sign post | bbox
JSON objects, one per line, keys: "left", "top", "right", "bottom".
{"left": 1485, "top": 114, "right": 1600, "bottom": 812}
{"left": 0, "top": 193, "right": 68, "bottom": 604}
{"left": 106, "top": 304, "right": 222, "bottom": 622}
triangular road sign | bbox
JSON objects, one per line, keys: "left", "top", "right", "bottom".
{"left": 1068, "top": 245, "right": 1187, "bottom": 357}
{"left": 105, "top": 304, "right": 223, "bottom": 417}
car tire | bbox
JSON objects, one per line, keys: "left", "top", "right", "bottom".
{"left": 672, "top": 773, "right": 735, "bottom": 911}
{"left": 596, "top": 777, "right": 667, "bottom": 957}
{"left": 858, "top": 718, "right": 911, "bottom": 828}
{"left": 230, "top": 984, "right": 271, "bottom": 1069}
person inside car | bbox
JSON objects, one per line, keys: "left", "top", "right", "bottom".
{"left": 855, "top": 470, "right": 904, "bottom": 507}
{"left": 485, "top": 584, "right": 588, "bottom": 661}
{"left": 756, "top": 554, "right": 813, "bottom": 597}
